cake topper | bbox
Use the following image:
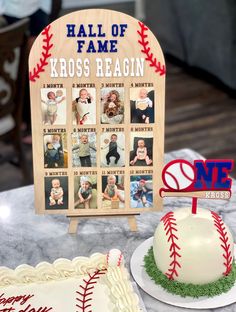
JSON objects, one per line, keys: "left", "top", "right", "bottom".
{"left": 160, "top": 159, "right": 234, "bottom": 214}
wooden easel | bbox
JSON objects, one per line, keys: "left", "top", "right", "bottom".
{"left": 67, "top": 213, "right": 139, "bottom": 234}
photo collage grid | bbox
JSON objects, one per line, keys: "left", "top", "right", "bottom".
{"left": 42, "top": 84, "right": 155, "bottom": 211}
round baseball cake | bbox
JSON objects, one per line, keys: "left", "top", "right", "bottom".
{"left": 144, "top": 207, "right": 236, "bottom": 297}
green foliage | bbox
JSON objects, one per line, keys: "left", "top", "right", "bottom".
{"left": 144, "top": 247, "right": 236, "bottom": 298}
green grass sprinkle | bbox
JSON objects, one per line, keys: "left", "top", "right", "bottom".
{"left": 144, "top": 247, "right": 236, "bottom": 298}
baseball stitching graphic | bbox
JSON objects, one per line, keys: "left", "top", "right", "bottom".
{"left": 163, "top": 160, "right": 195, "bottom": 191}
{"left": 161, "top": 212, "right": 181, "bottom": 280}
{"left": 155, "top": 208, "right": 234, "bottom": 283}
{"left": 29, "top": 25, "right": 53, "bottom": 82}
{"left": 76, "top": 269, "right": 106, "bottom": 312}
{"left": 211, "top": 211, "right": 233, "bottom": 275}
{"left": 137, "top": 21, "right": 166, "bottom": 76}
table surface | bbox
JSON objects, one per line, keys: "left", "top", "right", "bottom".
{"left": 0, "top": 148, "right": 235, "bottom": 312}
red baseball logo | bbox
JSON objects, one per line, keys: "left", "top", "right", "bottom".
{"left": 29, "top": 25, "right": 53, "bottom": 82}
{"left": 137, "top": 22, "right": 166, "bottom": 76}
{"left": 162, "top": 160, "right": 195, "bottom": 191}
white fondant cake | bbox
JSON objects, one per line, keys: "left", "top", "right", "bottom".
{"left": 153, "top": 208, "right": 234, "bottom": 284}
{"left": 0, "top": 250, "right": 140, "bottom": 312}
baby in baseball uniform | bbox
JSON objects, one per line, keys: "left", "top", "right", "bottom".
{"left": 133, "top": 179, "right": 148, "bottom": 207}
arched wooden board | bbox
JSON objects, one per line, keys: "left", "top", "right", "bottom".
{"left": 29, "top": 9, "right": 165, "bottom": 216}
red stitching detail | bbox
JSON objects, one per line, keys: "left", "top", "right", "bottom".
{"left": 161, "top": 211, "right": 181, "bottom": 280}
{"left": 106, "top": 253, "right": 109, "bottom": 265}
{"left": 137, "top": 21, "right": 166, "bottom": 76}
{"left": 211, "top": 211, "right": 233, "bottom": 276}
{"left": 117, "top": 253, "right": 123, "bottom": 267}
{"left": 29, "top": 25, "right": 53, "bottom": 82}
{"left": 165, "top": 171, "right": 180, "bottom": 190}
{"left": 180, "top": 162, "right": 194, "bottom": 182}
{"left": 76, "top": 269, "right": 106, "bottom": 312}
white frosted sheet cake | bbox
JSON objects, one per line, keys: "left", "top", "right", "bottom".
{"left": 0, "top": 250, "right": 140, "bottom": 312}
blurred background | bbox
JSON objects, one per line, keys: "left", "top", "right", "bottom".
{"left": 0, "top": 0, "right": 235, "bottom": 191}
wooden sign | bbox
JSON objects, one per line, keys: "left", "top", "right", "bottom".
{"left": 29, "top": 9, "right": 166, "bottom": 227}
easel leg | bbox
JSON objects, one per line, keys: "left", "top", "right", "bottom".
{"left": 128, "top": 215, "right": 138, "bottom": 232}
{"left": 68, "top": 217, "right": 79, "bottom": 234}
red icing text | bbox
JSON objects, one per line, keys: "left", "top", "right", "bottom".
{"left": 0, "top": 294, "right": 34, "bottom": 307}
{"left": 0, "top": 293, "right": 52, "bottom": 312}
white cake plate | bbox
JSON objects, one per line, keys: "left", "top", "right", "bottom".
{"left": 130, "top": 237, "right": 236, "bottom": 309}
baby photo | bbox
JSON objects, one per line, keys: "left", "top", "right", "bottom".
{"left": 45, "top": 176, "right": 68, "bottom": 210}
{"left": 41, "top": 88, "right": 66, "bottom": 125}
{"left": 74, "top": 175, "right": 97, "bottom": 209}
{"left": 100, "top": 88, "right": 124, "bottom": 124}
{"left": 130, "top": 175, "right": 153, "bottom": 208}
{"left": 44, "top": 133, "right": 68, "bottom": 168}
{"left": 100, "top": 132, "right": 125, "bottom": 167}
{"left": 130, "top": 87, "right": 155, "bottom": 124}
{"left": 130, "top": 132, "right": 153, "bottom": 166}
{"left": 102, "top": 175, "right": 125, "bottom": 209}
{"left": 71, "top": 132, "right": 96, "bottom": 167}
{"left": 72, "top": 87, "right": 96, "bottom": 125}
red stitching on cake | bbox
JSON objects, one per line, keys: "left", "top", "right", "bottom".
{"left": 76, "top": 269, "right": 106, "bottom": 312}
{"left": 29, "top": 25, "right": 53, "bottom": 82}
{"left": 137, "top": 22, "right": 166, "bottom": 76}
{"left": 211, "top": 211, "right": 233, "bottom": 275}
{"left": 117, "top": 253, "right": 123, "bottom": 267}
{"left": 161, "top": 211, "right": 181, "bottom": 280}
{"left": 106, "top": 253, "right": 109, "bottom": 265}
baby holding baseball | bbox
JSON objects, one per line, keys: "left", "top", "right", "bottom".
{"left": 134, "top": 88, "right": 153, "bottom": 124}
{"left": 76, "top": 177, "right": 93, "bottom": 209}
{"left": 72, "top": 134, "right": 96, "bottom": 167}
{"left": 103, "top": 175, "right": 125, "bottom": 204}
{"left": 49, "top": 178, "right": 64, "bottom": 206}
{"left": 42, "top": 90, "right": 65, "bottom": 125}
{"left": 130, "top": 139, "right": 152, "bottom": 166}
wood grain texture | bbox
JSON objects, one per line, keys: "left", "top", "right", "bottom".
{"left": 29, "top": 9, "right": 165, "bottom": 215}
